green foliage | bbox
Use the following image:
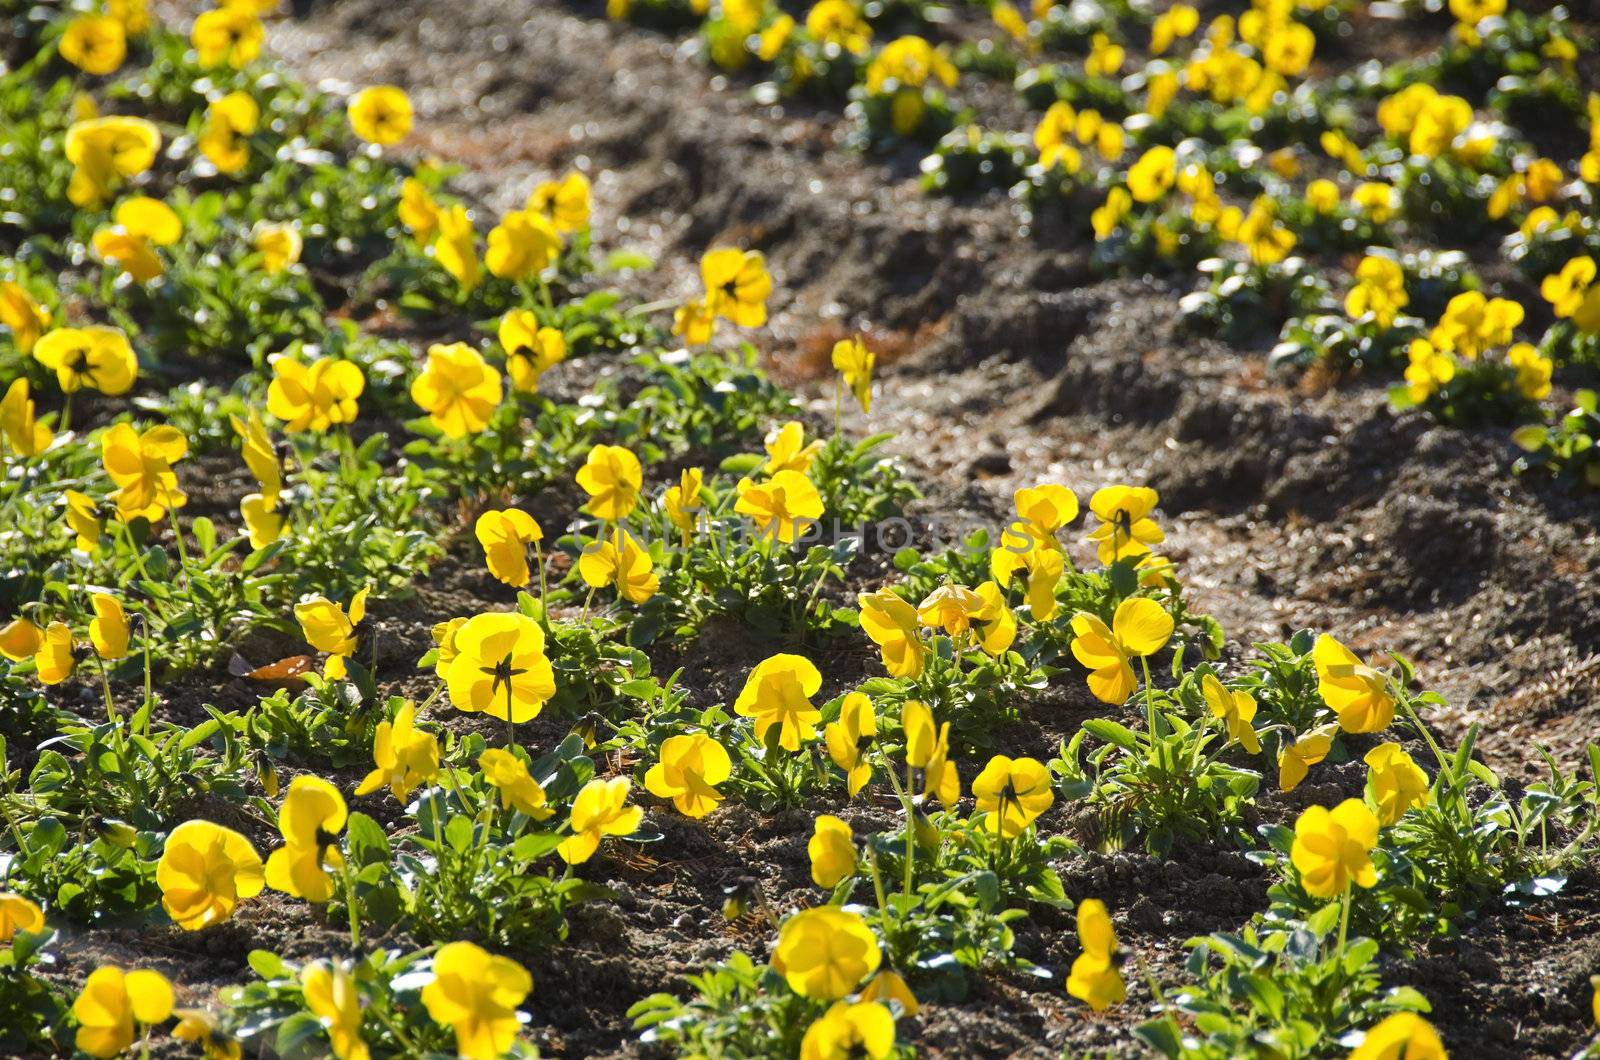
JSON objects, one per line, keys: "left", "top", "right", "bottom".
{"left": 218, "top": 948, "right": 475, "bottom": 1059}
{"left": 1513, "top": 389, "right": 1600, "bottom": 489}
{"left": 362, "top": 735, "right": 624, "bottom": 947}
{"left": 630, "top": 950, "right": 822, "bottom": 1058}
{"left": 1052, "top": 710, "right": 1261, "bottom": 857}
{"left": 1181, "top": 257, "right": 1332, "bottom": 343}
{"left": 1139, "top": 917, "right": 1432, "bottom": 1059}
{"left": 0, "top": 927, "right": 68, "bottom": 1056}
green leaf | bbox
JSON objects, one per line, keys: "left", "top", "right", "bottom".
{"left": 1384, "top": 985, "right": 1433, "bottom": 1013}
{"left": 248, "top": 949, "right": 288, "bottom": 979}
{"left": 1342, "top": 937, "right": 1379, "bottom": 974}
{"left": 510, "top": 832, "right": 564, "bottom": 860}
{"left": 604, "top": 249, "right": 655, "bottom": 272}
{"left": 346, "top": 812, "right": 390, "bottom": 866}
{"left": 191, "top": 516, "right": 217, "bottom": 555}
{"left": 1511, "top": 424, "right": 1548, "bottom": 452}
{"left": 1081, "top": 719, "right": 1140, "bottom": 751}
{"left": 1107, "top": 561, "right": 1138, "bottom": 599}
{"left": 1134, "top": 1019, "right": 1182, "bottom": 1057}
{"left": 1241, "top": 971, "right": 1285, "bottom": 1020}
{"left": 444, "top": 815, "right": 474, "bottom": 853}
{"left": 1305, "top": 900, "right": 1341, "bottom": 937}
{"left": 274, "top": 1012, "right": 329, "bottom": 1056}
{"left": 177, "top": 718, "right": 221, "bottom": 752}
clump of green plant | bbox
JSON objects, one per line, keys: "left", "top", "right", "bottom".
{"left": 217, "top": 948, "right": 476, "bottom": 1060}
{"left": 1051, "top": 704, "right": 1262, "bottom": 856}
{"left": 0, "top": 920, "right": 68, "bottom": 1056}
{"left": 1513, "top": 389, "right": 1600, "bottom": 489}
{"left": 1182, "top": 256, "right": 1332, "bottom": 343}
{"left": 1137, "top": 916, "right": 1434, "bottom": 1058}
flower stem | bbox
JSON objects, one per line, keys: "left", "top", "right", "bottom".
{"left": 415, "top": 680, "right": 445, "bottom": 716}
{"left": 95, "top": 652, "right": 118, "bottom": 727}
{"left": 903, "top": 761, "right": 915, "bottom": 900}
{"left": 1335, "top": 886, "right": 1352, "bottom": 960}
{"left": 343, "top": 864, "right": 362, "bottom": 949}
{"left": 534, "top": 539, "right": 550, "bottom": 628}
{"left": 503, "top": 681, "right": 516, "bottom": 750}
{"left": 1139, "top": 654, "right": 1165, "bottom": 774}
{"left": 1401, "top": 699, "right": 1450, "bottom": 773}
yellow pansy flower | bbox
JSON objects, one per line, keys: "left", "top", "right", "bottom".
{"left": 61, "top": 16, "right": 127, "bottom": 76}
{"left": 31, "top": 621, "right": 74, "bottom": 685}
{"left": 831, "top": 336, "right": 874, "bottom": 413}
{"left": 971, "top": 754, "right": 1053, "bottom": 837}
{"left": 0, "top": 893, "right": 45, "bottom": 942}
{"left": 92, "top": 196, "right": 182, "bottom": 283}
{"left": 400, "top": 177, "right": 441, "bottom": 242}
{"left": 264, "top": 776, "right": 348, "bottom": 903}
{"left": 485, "top": 208, "right": 562, "bottom": 281}
{"left": 266, "top": 355, "right": 364, "bottom": 433}
{"left": 1066, "top": 899, "right": 1125, "bottom": 1011}
{"left": 301, "top": 961, "right": 367, "bottom": 1060}
{"left": 191, "top": 7, "right": 263, "bottom": 69}
{"left": 1290, "top": 798, "right": 1380, "bottom": 898}
{"left": 420, "top": 942, "right": 532, "bottom": 1060}
{"left": 100, "top": 422, "right": 187, "bottom": 523}
{"left": 348, "top": 85, "right": 413, "bottom": 145}
{"left": 0, "top": 378, "right": 52, "bottom": 457}
{"left": 355, "top": 702, "right": 440, "bottom": 804}
{"left": 0, "top": 282, "right": 50, "bottom": 354}
{"left": 444, "top": 612, "right": 556, "bottom": 723}
{"left": 497, "top": 310, "right": 566, "bottom": 393}
{"left": 578, "top": 529, "right": 659, "bottom": 604}
{"left": 1364, "top": 742, "right": 1429, "bottom": 826}
{"left": 735, "top": 470, "right": 824, "bottom": 545}
{"left": 773, "top": 906, "right": 881, "bottom": 1000}
{"left": 1127, "top": 145, "right": 1177, "bottom": 203}
{"left": 1349, "top": 1013, "right": 1447, "bottom": 1060}
{"left": 1202, "top": 673, "right": 1260, "bottom": 754}
{"left": 1313, "top": 633, "right": 1395, "bottom": 734}
{"left": 254, "top": 222, "right": 303, "bottom": 274}
{"left": 824, "top": 691, "right": 876, "bottom": 796}
{"left": 294, "top": 586, "right": 369, "bottom": 680}
{"left": 156, "top": 820, "right": 265, "bottom": 930}
{"left": 1278, "top": 723, "right": 1337, "bottom": 791}
{"left": 72, "top": 967, "right": 173, "bottom": 1059}
{"left": 479, "top": 748, "right": 556, "bottom": 819}
{"left": 700, "top": 247, "right": 772, "bottom": 328}
{"left": 410, "top": 342, "right": 503, "bottom": 438}
{"left": 432, "top": 204, "right": 481, "bottom": 293}
{"left": 1086, "top": 485, "right": 1164, "bottom": 563}
{"left": 199, "top": 91, "right": 260, "bottom": 174}
{"left": 557, "top": 776, "right": 642, "bottom": 864}
{"left": 0, "top": 618, "right": 45, "bottom": 663}
{"left": 527, "top": 170, "right": 591, "bottom": 233}
{"left": 88, "top": 593, "right": 130, "bottom": 660}
{"left": 857, "top": 589, "right": 925, "bottom": 679}
{"left": 34, "top": 325, "right": 138, "bottom": 396}
{"left": 64, "top": 115, "right": 160, "bottom": 206}
{"left": 475, "top": 508, "right": 543, "bottom": 588}
{"left": 1068, "top": 598, "right": 1174, "bottom": 705}
{"left": 662, "top": 467, "right": 705, "bottom": 534}
{"left": 799, "top": 1000, "right": 895, "bottom": 1060}
{"left": 735, "top": 653, "right": 823, "bottom": 752}
{"left": 645, "top": 732, "right": 732, "bottom": 819}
